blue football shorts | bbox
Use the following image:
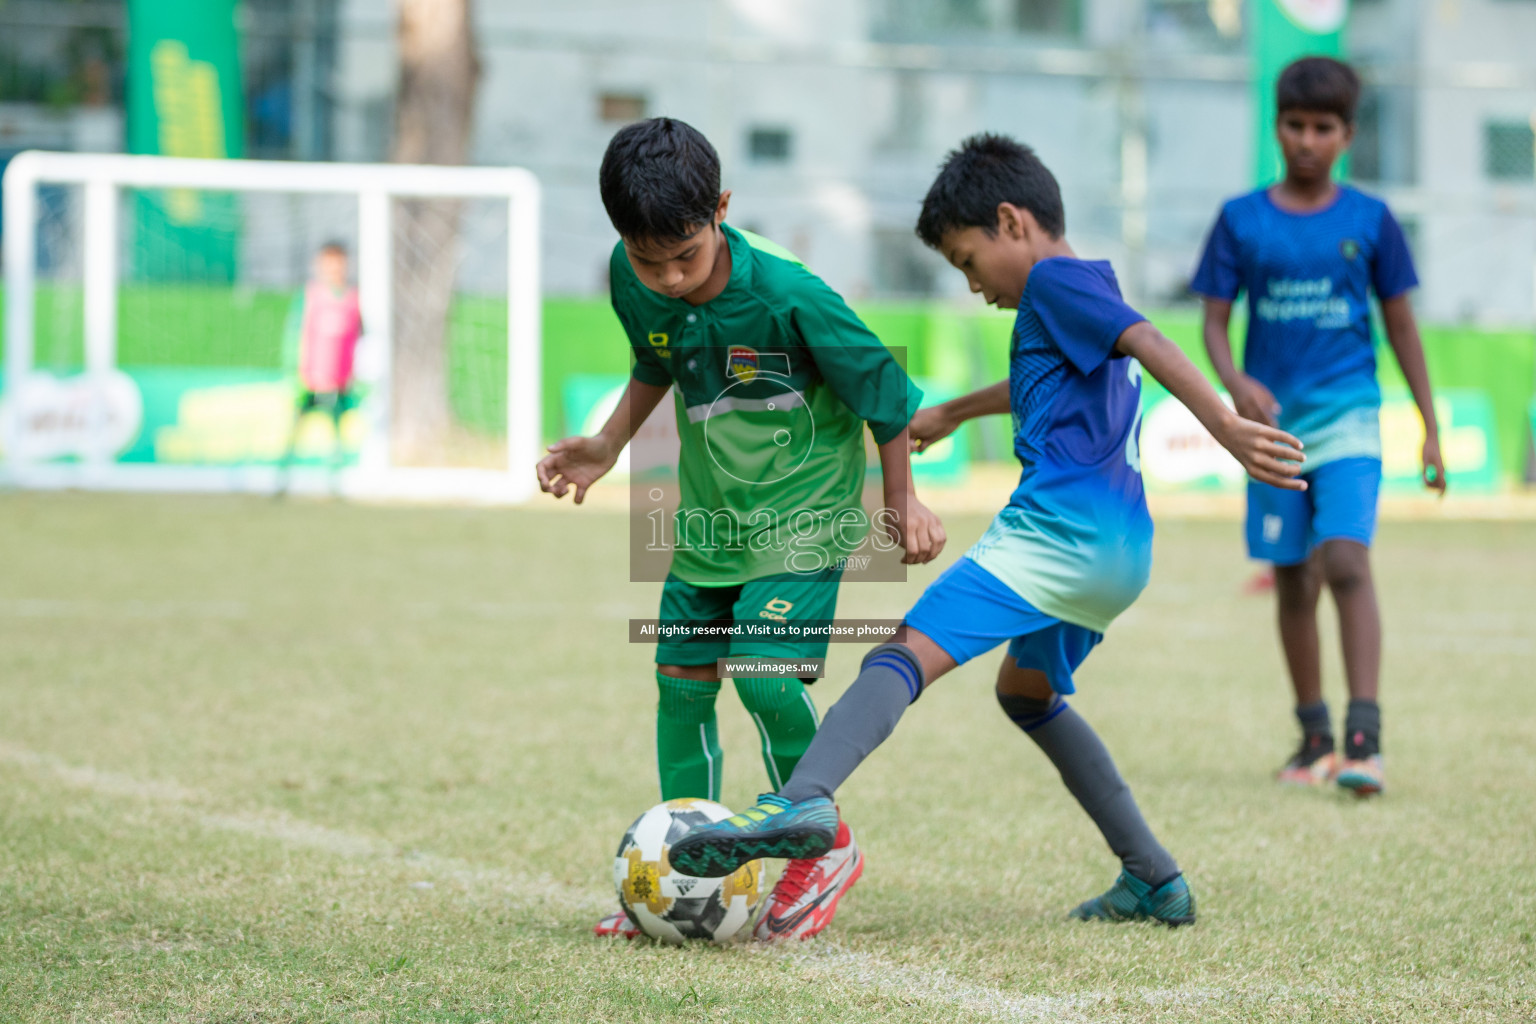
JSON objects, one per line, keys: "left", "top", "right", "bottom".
{"left": 902, "top": 555, "right": 1102, "bottom": 695}
{"left": 1246, "top": 455, "right": 1382, "bottom": 566}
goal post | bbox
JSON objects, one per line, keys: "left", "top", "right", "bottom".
{"left": 1, "top": 151, "right": 541, "bottom": 502}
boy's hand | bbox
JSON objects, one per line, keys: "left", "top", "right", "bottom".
{"left": 1422, "top": 434, "right": 1448, "bottom": 495}
{"left": 1214, "top": 412, "right": 1307, "bottom": 491}
{"left": 909, "top": 405, "right": 960, "bottom": 454}
{"left": 883, "top": 493, "right": 946, "bottom": 564}
{"left": 1230, "top": 374, "right": 1281, "bottom": 427}
{"left": 535, "top": 435, "right": 621, "bottom": 504}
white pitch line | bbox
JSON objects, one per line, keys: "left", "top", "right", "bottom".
{"left": 198, "top": 812, "right": 605, "bottom": 913}
{"left": 757, "top": 945, "right": 1222, "bottom": 1024}
{"left": 0, "top": 742, "right": 602, "bottom": 915}
{"left": 0, "top": 744, "right": 197, "bottom": 803}
{"left": 1, "top": 741, "right": 1219, "bottom": 1023}
{"left": 0, "top": 598, "right": 249, "bottom": 620}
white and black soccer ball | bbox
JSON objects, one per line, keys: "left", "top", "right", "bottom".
{"left": 613, "top": 798, "right": 763, "bottom": 944}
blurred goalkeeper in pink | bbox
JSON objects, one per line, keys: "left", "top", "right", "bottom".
{"left": 279, "top": 241, "right": 362, "bottom": 492}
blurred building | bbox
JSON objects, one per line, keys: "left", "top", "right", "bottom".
{"left": 2, "top": 0, "right": 1534, "bottom": 322}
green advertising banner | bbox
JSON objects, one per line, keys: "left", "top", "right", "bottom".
{"left": 1251, "top": 0, "right": 1348, "bottom": 185}
{"left": 0, "top": 369, "right": 363, "bottom": 467}
{"left": 1138, "top": 389, "right": 1501, "bottom": 495}
{"left": 126, "top": 0, "right": 245, "bottom": 282}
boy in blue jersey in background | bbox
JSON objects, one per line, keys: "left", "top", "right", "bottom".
{"left": 1192, "top": 58, "right": 1445, "bottom": 797}
{"left": 669, "top": 134, "right": 1307, "bottom": 925}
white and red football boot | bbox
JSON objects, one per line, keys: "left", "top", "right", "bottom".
{"left": 752, "top": 819, "right": 864, "bottom": 942}
{"left": 593, "top": 906, "right": 641, "bottom": 939}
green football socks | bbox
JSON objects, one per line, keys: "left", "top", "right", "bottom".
{"left": 734, "top": 676, "right": 820, "bottom": 791}
{"left": 655, "top": 672, "right": 821, "bottom": 800}
{"left": 655, "top": 671, "right": 723, "bottom": 802}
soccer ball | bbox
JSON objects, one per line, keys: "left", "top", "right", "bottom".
{"left": 613, "top": 798, "right": 763, "bottom": 944}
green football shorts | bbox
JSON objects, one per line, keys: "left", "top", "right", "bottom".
{"left": 655, "top": 568, "right": 843, "bottom": 666}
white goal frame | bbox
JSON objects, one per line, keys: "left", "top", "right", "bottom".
{"left": 1, "top": 151, "right": 541, "bottom": 503}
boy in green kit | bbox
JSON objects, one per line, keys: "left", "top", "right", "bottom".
{"left": 537, "top": 117, "right": 944, "bottom": 941}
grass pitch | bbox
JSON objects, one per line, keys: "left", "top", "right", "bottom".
{"left": 1, "top": 493, "right": 1533, "bottom": 1023}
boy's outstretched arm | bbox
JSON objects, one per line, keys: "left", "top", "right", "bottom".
{"left": 877, "top": 428, "right": 946, "bottom": 565}
{"left": 535, "top": 377, "right": 670, "bottom": 504}
{"left": 1201, "top": 298, "right": 1280, "bottom": 427}
{"left": 1117, "top": 322, "right": 1307, "bottom": 491}
{"left": 908, "top": 381, "right": 1010, "bottom": 453}
{"left": 1381, "top": 293, "right": 1446, "bottom": 493}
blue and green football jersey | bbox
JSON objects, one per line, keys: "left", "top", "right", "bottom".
{"left": 1191, "top": 186, "right": 1418, "bottom": 468}
{"left": 965, "top": 257, "right": 1153, "bottom": 634}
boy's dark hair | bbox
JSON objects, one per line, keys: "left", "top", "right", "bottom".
{"left": 599, "top": 117, "right": 722, "bottom": 243}
{"left": 1276, "top": 57, "right": 1360, "bottom": 124}
{"left": 916, "top": 133, "right": 1064, "bottom": 248}
{"left": 319, "top": 240, "right": 347, "bottom": 257}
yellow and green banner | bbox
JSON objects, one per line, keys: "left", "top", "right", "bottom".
{"left": 1251, "top": 0, "right": 1349, "bottom": 185}
{"left": 1138, "top": 389, "right": 1501, "bottom": 494}
{"left": 0, "top": 367, "right": 364, "bottom": 467}
{"left": 126, "top": 0, "right": 245, "bottom": 281}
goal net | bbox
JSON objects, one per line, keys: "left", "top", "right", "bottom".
{"left": 1, "top": 152, "right": 540, "bottom": 502}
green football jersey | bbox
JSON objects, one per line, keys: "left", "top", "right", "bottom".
{"left": 611, "top": 224, "right": 921, "bottom": 585}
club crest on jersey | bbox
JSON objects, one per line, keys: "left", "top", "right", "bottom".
{"left": 648, "top": 332, "right": 671, "bottom": 358}
{"left": 1339, "top": 239, "right": 1360, "bottom": 260}
{"left": 728, "top": 346, "right": 760, "bottom": 382}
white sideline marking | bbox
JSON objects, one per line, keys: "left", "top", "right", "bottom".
{"left": 201, "top": 812, "right": 603, "bottom": 912}
{"left": 0, "top": 744, "right": 197, "bottom": 803}
{"left": 0, "top": 598, "right": 248, "bottom": 620}
{"left": 0, "top": 743, "right": 601, "bottom": 915}
{"left": 406, "top": 600, "right": 642, "bottom": 621}
{"left": 759, "top": 946, "right": 1219, "bottom": 1023}
{"left": 0, "top": 741, "right": 1217, "bottom": 1022}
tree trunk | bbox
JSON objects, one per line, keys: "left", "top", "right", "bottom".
{"left": 390, "top": 0, "right": 479, "bottom": 462}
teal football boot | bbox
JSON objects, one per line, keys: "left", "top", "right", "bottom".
{"left": 669, "top": 794, "right": 839, "bottom": 878}
{"left": 1069, "top": 871, "right": 1196, "bottom": 926}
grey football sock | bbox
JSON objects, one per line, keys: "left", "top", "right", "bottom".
{"left": 998, "top": 692, "right": 1180, "bottom": 886}
{"left": 778, "top": 644, "right": 924, "bottom": 803}
{"left": 1296, "top": 700, "right": 1333, "bottom": 742}
{"left": 1344, "top": 698, "right": 1380, "bottom": 758}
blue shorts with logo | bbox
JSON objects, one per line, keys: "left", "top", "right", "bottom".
{"left": 903, "top": 556, "right": 1102, "bottom": 695}
{"left": 1246, "top": 456, "right": 1381, "bottom": 567}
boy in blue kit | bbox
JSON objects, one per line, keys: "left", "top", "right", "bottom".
{"left": 669, "top": 134, "right": 1307, "bottom": 924}
{"left": 1191, "top": 58, "right": 1444, "bottom": 797}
